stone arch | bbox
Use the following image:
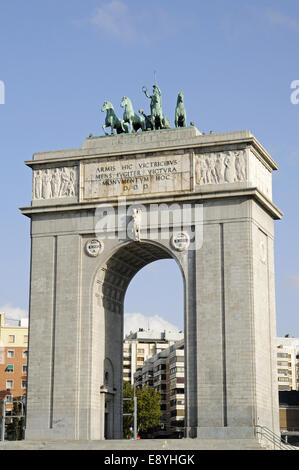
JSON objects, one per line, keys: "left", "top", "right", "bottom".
{"left": 22, "top": 127, "right": 281, "bottom": 444}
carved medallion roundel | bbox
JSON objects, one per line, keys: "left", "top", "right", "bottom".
{"left": 86, "top": 239, "right": 104, "bottom": 257}
{"left": 171, "top": 232, "right": 190, "bottom": 252}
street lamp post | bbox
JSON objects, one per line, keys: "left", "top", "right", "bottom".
{"left": 123, "top": 396, "right": 137, "bottom": 440}
{"left": 133, "top": 396, "right": 137, "bottom": 440}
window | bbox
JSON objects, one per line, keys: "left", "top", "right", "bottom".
{"left": 7, "top": 350, "right": 14, "bottom": 358}
{"left": 278, "top": 369, "right": 289, "bottom": 376}
{"left": 6, "top": 365, "right": 14, "bottom": 373}
{"left": 22, "top": 365, "right": 27, "bottom": 374}
{"left": 22, "top": 350, "right": 28, "bottom": 358}
{"left": 279, "top": 385, "right": 290, "bottom": 391}
{"left": 6, "top": 380, "right": 13, "bottom": 389}
{"left": 5, "top": 395, "right": 13, "bottom": 404}
{"left": 22, "top": 380, "right": 27, "bottom": 389}
{"left": 8, "top": 335, "right": 15, "bottom": 343}
{"left": 176, "top": 357, "right": 184, "bottom": 363}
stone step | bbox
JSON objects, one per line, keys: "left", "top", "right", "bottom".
{"left": 0, "top": 438, "right": 271, "bottom": 451}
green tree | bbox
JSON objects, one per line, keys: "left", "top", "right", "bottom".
{"left": 123, "top": 381, "right": 162, "bottom": 439}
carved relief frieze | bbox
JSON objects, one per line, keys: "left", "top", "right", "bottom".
{"left": 33, "top": 166, "right": 78, "bottom": 200}
{"left": 195, "top": 150, "right": 247, "bottom": 186}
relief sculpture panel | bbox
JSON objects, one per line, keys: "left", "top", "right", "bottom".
{"left": 33, "top": 166, "right": 78, "bottom": 200}
{"left": 195, "top": 150, "right": 247, "bottom": 186}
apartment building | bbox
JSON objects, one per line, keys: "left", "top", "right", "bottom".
{"left": 135, "top": 338, "right": 184, "bottom": 438}
{"left": 123, "top": 328, "right": 183, "bottom": 384}
{"left": 167, "top": 339, "right": 185, "bottom": 435}
{"left": 133, "top": 334, "right": 299, "bottom": 438}
{"left": 0, "top": 313, "right": 28, "bottom": 411}
{"left": 276, "top": 336, "right": 299, "bottom": 392}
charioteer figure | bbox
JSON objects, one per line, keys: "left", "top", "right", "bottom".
{"left": 142, "top": 84, "right": 170, "bottom": 130}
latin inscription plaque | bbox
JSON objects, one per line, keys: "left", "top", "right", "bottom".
{"left": 83, "top": 154, "right": 191, "bottom": 200}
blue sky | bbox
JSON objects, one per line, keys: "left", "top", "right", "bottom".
{"left": 0, "top": 0, "right": 298, "bottom": 336}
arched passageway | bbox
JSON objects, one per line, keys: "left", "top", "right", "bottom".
{"left": 92, "top": 241, "right": 187, "bottom": 439}
{"left": 124, "top": 257, "right": 185, "bottom": 438}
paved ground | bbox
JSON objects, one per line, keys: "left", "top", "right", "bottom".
{"left": 0, "top": 438, "right": 266, "bottom": 451}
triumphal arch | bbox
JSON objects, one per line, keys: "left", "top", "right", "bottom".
{"left": 21, "top": 89, "right": 282, "bottom": 441}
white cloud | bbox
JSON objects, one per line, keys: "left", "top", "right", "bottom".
{"left": 0, "top": 303, "right": 28, "bottom": 325}
{"left": 124, "top": 312, "right": 182, "bottom": 337}
{"left": 285, "top": 275, "right": 299, "bottom": 290}
{"left": 90, "top": 1, "right": 140, "bottom": 42}
{"left": 265, "top": 9, "right": 299, "bottom": 32}
{"left": 88, "top": 1, "right": 191, "bottom": 45}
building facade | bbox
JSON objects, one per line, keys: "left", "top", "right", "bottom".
{"left": 279, "top": 390, "right": 299, "bottom": 440}
{"left": 123, "top": 329, "right": 183, "bottom": 384}
{"left": 0, "top": 313, "right": 28, "bottom": 412}
{"left": 276, "top": 336, "right": 299, "bottom": 392}
{"left": 135, "top": 335, "right": 299, "bottom": 438}
{"left": 135, "top": 339, "right": 185, "bottom": 438}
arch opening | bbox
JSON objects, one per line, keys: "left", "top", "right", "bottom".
{"left": 92, "top": 241, "right": 185, "bottom": 440}
{"left": 123, "top": 257, "right": 185, "bottom": 439}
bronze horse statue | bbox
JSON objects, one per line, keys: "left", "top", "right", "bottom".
{"left": 121, "top": 96, "right": 145, "bottom": 133}
{"left": 101, "top": 101, "right": 129, "bottom": 135}
{"left": 175, "top": 92, "right": 187, "bottom": 128}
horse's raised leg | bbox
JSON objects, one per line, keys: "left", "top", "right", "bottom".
{"left": 126, "top": 120, "right": 133, "bottom": 133}
{"left": 102, "top": 124, "right": 109, "bottom": 136}
{"left": 121, "top": 120, "right": 130, "bottom": 134}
